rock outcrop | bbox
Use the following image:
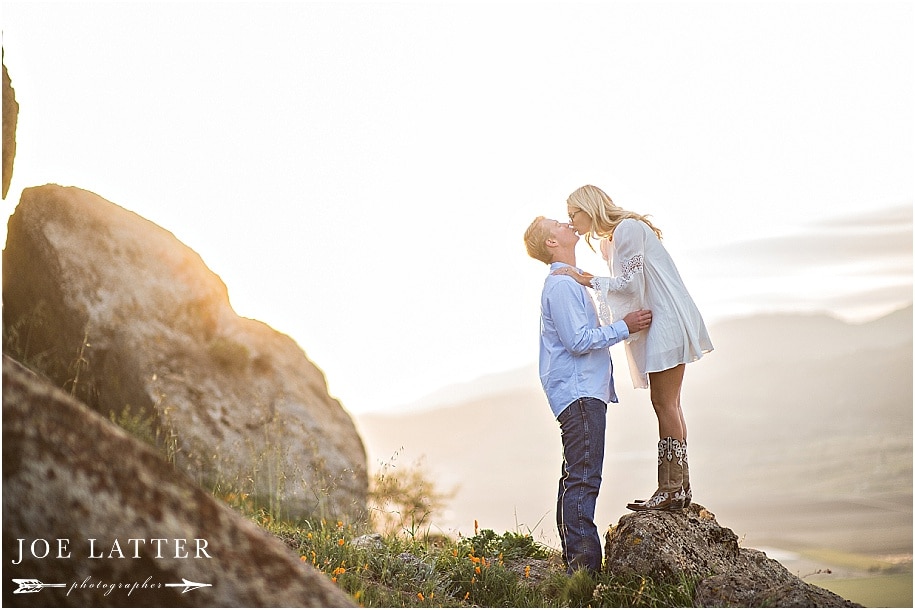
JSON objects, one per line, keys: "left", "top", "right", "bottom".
{"left": 2, "top": 52, "right": 18, "bottom": 198}
{"left": 604, "top": 504, "right": 860, "bottom": 607}
{"left": 2, "top": 184, "right": 367, "bottom": 521}
{"left": 2, "top": 355, "right": 355, "bottom": 607}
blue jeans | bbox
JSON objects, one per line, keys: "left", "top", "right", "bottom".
{"left": 556, "top": 397, "right": 607, "bottom": 573}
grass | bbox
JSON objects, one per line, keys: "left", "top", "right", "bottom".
{"left": 251, "top": 452, "right": 697, "bottom": 606}
{"left": 262, "top": 517, "right": 697, "bottom": 607}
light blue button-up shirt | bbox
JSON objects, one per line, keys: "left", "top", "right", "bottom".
{"left": 539, "top": 262, "right": 630, "bottom": 418}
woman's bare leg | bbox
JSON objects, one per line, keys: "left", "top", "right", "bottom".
{"left": 678, "top": 392, "right": 687, "bottom": 443}
{"left": 648, "top": 364, "right": 685, "bottom": 439}
{"left": 629, "top": 364, "right": 689, "bottom": 511}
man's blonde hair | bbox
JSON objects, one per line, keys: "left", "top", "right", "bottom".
{"left": 524, "top": 216, "right": 553, "bottom": 265}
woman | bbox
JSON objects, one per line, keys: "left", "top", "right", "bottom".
{"left": 555, "top": 184, "right": 713, "bottom": 512}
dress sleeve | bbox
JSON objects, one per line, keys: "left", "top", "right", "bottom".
{"left": 590, "top": 220, "right": 646, "bottom": 323}
{"left": 547, "top": 278, "right": 629, "bottom": 355}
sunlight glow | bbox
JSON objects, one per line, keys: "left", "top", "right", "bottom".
{"left": 2, "top": 1, "right": 912, "bottom": 413}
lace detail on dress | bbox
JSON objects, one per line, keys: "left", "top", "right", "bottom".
{"left": 621, "top": 254, "right": 643, "bottom": 282}
{"left": 590, "top": 277, "right": 614, "bottom": 325}
{"left": 590, "top": 254, "right": 643, "bottom": 298}
{"left": 590, "top": 253, "right": 645, "bottom": 326}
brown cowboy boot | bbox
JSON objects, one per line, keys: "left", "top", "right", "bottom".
{"left": 626, "top": 438, "right": 667, "bottom": 509}
{"left": 627, "top": 437, "right": 687, "bottom": 511}
{"left": 630, "top": 439, "right": 691, "bottom": 507}
{"left": 682, "top": 440, "right": 692, "bottom": 508}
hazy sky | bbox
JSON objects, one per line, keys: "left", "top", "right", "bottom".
{"left": 2, "top": 1, "right": 912, "bottom": 414}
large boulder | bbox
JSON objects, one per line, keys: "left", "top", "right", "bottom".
{"left": 2, "top": 184, "right": 367, "bottom": 521}
{"left": 2, "top": 355, "right": 355, "bottom": 607}
{"left": 604, "top": 504, "right": 860, "bottom": 607}
{"left": 2, "top": 52, "right": 18, "bottom": 198}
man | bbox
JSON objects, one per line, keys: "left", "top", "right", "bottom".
{"left": 524, "top": 216, "right": 651, "bottom": 574}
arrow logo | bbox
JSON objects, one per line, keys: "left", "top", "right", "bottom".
{"left": 12, "top": 579, "right": 67, "bottom": 594}
{"left": 13, "top": 577, "right": 212, "bottom": 595}
{"left": 165, "top": 578, "right": 212, "bottom": 594}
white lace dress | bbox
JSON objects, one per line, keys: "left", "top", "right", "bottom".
{"left": 590, "top": 218, "right": 713, "bottom": 389}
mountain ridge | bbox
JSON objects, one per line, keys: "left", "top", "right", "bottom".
{"left": 369, "top": 304, "right": 912, "bottom": 417}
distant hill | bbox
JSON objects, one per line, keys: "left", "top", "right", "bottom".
{"left": 354, "top": 306, "right": 913, "bottom": 557}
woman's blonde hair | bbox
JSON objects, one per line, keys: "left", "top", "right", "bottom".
{"left": 567, "top": 185, "right": 662, "bottom": 250}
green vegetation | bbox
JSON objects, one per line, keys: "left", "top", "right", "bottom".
{"left": 213, "top": 451, "right": 697, "bottom": 607}
{"left": 263, "top": 518, "right": 697, "bottom": 608}
{"left": 249, "top": 455, "right": 697, "bottom": 608}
